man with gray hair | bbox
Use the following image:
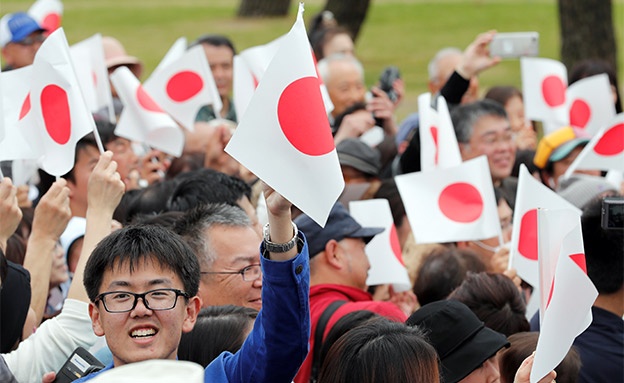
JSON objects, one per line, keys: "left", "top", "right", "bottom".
{"left": 174, "top": 203, "right": 263, "bottom": 310}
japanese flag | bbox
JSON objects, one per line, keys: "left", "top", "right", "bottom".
{"left": 566, "top": 74, "right": 616, "bottom": 136}
{"left": 110, "top": 66, "right": 184, "bottom": 157}
{"left": 70, "top": 34, "right": 115, "bottom": 123}
{"left": 564, "top": 113, "right": 624, "bottom": 178}
{"left": 531, "top": 209, "right": 597, "bottom": 383}
{"left": 0, "top": 67, "right": 4, "bottom": 144}
{"left": 15, "top": 28, "right": 94, "bottom": 176}
{"left": 151, "top": 37, "right": 187, "bottom": 77}
{"left": 510, "top": 165, "right": 581, "bottom": 287}
{"left": 225, "top": 3, "right": 343, "bottom": 227}
{"left": 395, "top": 156, "right": 500, "bottom": 244}
{"left": 28, "top": 0, "right": 63, "bottom": 33}
{"left": 0, "top": 66, "right": 37, "bottom": 161}
{"left": 418, "top": 93, "right": 462, "bottom": 171}
{"left": 144, "top": 45, "right": 222, "bottom": 132}
{"left": 522, "top": 57, "right": 568, "bottom": 128}
{"left": 349, "top": 199, "right": 411, "bottom": 292}
{"left": 232, "top": 55, "right": 257, "bottom": 120}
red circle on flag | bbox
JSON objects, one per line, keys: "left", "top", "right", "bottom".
{"left": 136, "top": 85, "right": 164, "bottom": 113}
{"left": 92, "top": 70, "right": 98, "bottom": 87}
{"left": 41, "top": 13, "right": 61, "bottom": 32}
{"left": 19, "top": 94, "right": 31, "bottom": 120}
{"left": 518, "top": 209, "right": 538, "bottom": 261}
{"left": 41, "top": 85, "right": 71, "bottom": 145}
{"left": 569, "top": 99, "right": 591, "bottom": 128}
{"left": 430, "top": 126, "right": 439, "bottom": 164}
{"left": 438, "top": 182, "right": 483, "bottom": 223}
{"left": 277, "top": 77, "right": 334, "bottom": 156}
{"left": 389, "top": 224, "right": 404, "bottom": 266}
{"left": 594, "top": 123, "right": 624, "bottom": 156}
{"left": 166, "top": 71, "right": 204, "bottom": 102}
{"left": 541, "top": 75, "right": 566, "bottom": 107}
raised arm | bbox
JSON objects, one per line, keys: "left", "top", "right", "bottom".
{"left": 0, "top": 178, "right": 22, "bottom": 252}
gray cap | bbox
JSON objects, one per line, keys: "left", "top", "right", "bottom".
{"left": 557, "top": 174, "right": 617, "bottom": 209}
{"left": 336, "top": 138, "right": 381, "bottom": 177}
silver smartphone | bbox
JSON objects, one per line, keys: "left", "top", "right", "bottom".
{"left": 490, "top": 32, "right": 539, "bottom": 58}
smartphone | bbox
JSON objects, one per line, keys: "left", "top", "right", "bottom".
{"left": 601, "top": 197, "right": 624, "bottom": 230}
{"left": 53, "top": 347, "right": 105, "bottom": 383}
{"left": 490, "top": 32, "right": 539, "bottom": 59}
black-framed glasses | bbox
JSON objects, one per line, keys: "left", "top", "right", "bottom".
{"left": 95, "top": 288, "right": 189, "bottom": 313}
{"left": 17, "top": 33, "right": 45, "bottom": 46}
{"left": 201, "top": 264, "right": 261, "bottom": 282}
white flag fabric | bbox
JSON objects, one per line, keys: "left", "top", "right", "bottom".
{"left": 521, "top": 57, "right": 568, "bottom": 128}
{"left": 144, "top": 45, "right": 222, "bottom": 132}
{"left": 232, "top": 55, "right": 257, "bottom": 121}
{"left": 566, "top": 74, "right": 616, "bottom": 136}
{"left": 110, "top": 66, "right": 184, "bottom": 157}
{"left": 225, "top": 3, "right": 344, "bottom": 227}
{"left": 0, "top": 67, "right": 4, "bottom": 144}
{"left": 151, "top": 37, "right": 187, "bottom": 77}
{"left": 70, "top": 34, "right": 115, "bottom": 123}
{"left": 28, "top": 0, "right": 63, "bottom": 33}
{"left": 531, "top": 209, "right": 597, "bottom": 383}
{"left": 15, "top": 28, "right": 93, "bottom": 176}
{"left": 395, "top": 156, "right": 500, "bottom": 244}
{"left": 349, "top": 199, "right": 411, "bottom": 292}
{"left": 418, "top": 93, "right": 462, "bottom": 171}
{"left": 564, "top": 113, "right": 624, "bottom": 178}
{"left": 0, "top": 66, "right": 37, "bottom": 161}
{"left": 510, "top": 165, "right": 581, "bottom": 287}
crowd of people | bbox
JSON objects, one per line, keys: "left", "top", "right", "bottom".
{"left": 0, "top": 6, "right": 622, "bottom": 383}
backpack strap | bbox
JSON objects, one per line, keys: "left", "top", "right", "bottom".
{"left": 309, "top": 300, "right": 347, "bottom": 383}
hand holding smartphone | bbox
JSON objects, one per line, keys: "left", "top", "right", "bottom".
{"left": 489, "top": 32, "right": 539, "bottom": 59}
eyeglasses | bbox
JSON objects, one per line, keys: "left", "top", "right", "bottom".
{"left": 95, "top": 288, "right": 189, "bottom": 313}
{"left": 16, "top": 33, "right": 45, "bottom": 46}
{"left": 479, "top": 131, "right": 516, "bottom": 146}
{"left": 201, "top": 264, "right": 261, "bottom": 282}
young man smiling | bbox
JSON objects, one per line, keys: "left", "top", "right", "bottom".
{"left": 75, "top": 187, "right": 310, "bottom": 382}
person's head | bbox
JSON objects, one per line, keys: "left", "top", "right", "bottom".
{"left": 318, "top": 54, "right": 366, "bottom": 117}
{"left": 581, "top": 197, "right": 624, "bottom": 295}
{"left": 452, "top": 99, "right": 515, "bottom": 184}
{"left": 178, "top": 305, "right": 258, "bottom": 367}
{"left": 119, "top": 180, "right": 178, "bottom": 224}
{"left": 448, "top": 272, "right": 529, "bottom": 337}
{"left": 533, "top": 126, "right": 598, "bottom": 190}
{"left": 428, "top": 47, "right": 478, "bottom": 104}
{"left": 174, "top": 203, "right": 262, "bottom": 310}
{"left": 62, "top": 134, "right": 101, "bottom": 218}
{"left": 499, "top": 332, "right": 581, "bottom": 383}
{"left": 0, "top": 12, "right": 46, "bottom": 69}
{"left": 294, "top": 202, "right": 383, "bottom": 290}
{"left": 96, "top": 119, "right": 139, "bottom": 189}
{"left": 484, "top": 86, "right": 529, "bottom": 135}
{"left": 414, "top": 247, "right": 486, "bottom": 306}
{"left": 190, "top": 35, "right": 235, "bottom": 99}
{"left": 569, "top": 59, "right": 622, "bottom": 114}
{"left": 311, "top": 26, "right": 354, "bottom": 61}
{"left": 406, "top": 300, "right": 509, "bottom": 383}
{"left": 556, "top": 174, "right": 618, "bottom": 210}
{"left": 83, "top": 224, "right": 201, "bottom": 367}
{"left": 319, "top": 318, "right": 439, "bottom": 383}
{"left": 337, "top": 137, "right": 382, "bottom": 183}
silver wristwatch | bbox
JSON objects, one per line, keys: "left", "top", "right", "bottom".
{"left": 263, "top": 221, "right": 298, "bottom": 253}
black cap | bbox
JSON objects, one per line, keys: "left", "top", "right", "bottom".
{"left": 406, "top": 300, "right": 509, "bottom": 383}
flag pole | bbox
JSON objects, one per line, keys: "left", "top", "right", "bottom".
{"left": 92, "top": 117, "right": 105, "bottom": 154}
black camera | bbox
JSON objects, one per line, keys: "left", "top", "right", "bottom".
{"left": 378, "top": 66, "right": 401, "bottom": 103}
{"left": 601, "top": 197, "right": 624, "bottom": 230}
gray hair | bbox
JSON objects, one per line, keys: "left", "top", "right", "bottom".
{"left": 174, "top": 203, "right": 251, "bottom": 269}
{"left": 427, "top": 47, "right": 462, "bottom": 84}
{"left": 317, "top": 53, "right": 364, "bottom": 84}
{"left": 451, "top": 99, "right": 509, "bottom": 144}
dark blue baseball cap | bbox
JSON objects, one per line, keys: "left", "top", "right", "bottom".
{"left": 294, "top": 202, "right": 384, "bottom": 257}
{"left": 0, "top": 12, "right": 45, "bottom": 48}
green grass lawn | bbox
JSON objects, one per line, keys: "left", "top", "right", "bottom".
{"left": 2, "top": 0, "right": 622, "bottom": 120}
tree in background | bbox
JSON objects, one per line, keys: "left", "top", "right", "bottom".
{"left": 238, "top": 0, "right": 291, "bottom": 17}
{"left": 558, "top": 0, "right": 617, "bottom": 72}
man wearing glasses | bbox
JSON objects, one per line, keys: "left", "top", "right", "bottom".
{"left": 174, "top": 203, "right": 264, "bottom": 310}
{"left": 0, "top": 12, "right": 46, "bottom": 71}
{"left": 76, "top": 188, "right": 309, "bottom": 382}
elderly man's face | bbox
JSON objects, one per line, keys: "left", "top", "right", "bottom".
{"left": 460, "top": 115, "right": 515, "bottom": 184}
{"left": 325, "top": 60, "right": 366, "bottom": 117}
{"left": 198, "top": 225, "right": 263, "bottom": 310}
{"left": 1, "top": 31, "right": 45, "bottom": 69}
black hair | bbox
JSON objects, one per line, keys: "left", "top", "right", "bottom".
{"left": 0, "top": 247, "right": 7, "bottom": 286}
{"left": 132, "top": 211, "right": 185, "bottom": 230}
{"left": 310, "top": 25, "right": 352, "bottom": 61}
{"left": 512, "top": 150, "right": 540, "bottom": 178}
{"left": 167, "top": 168, "right": 251, "bottom": 212}
{"left": 83, "top": 224, "right": 200, "bottom": 302}
{"left": 484, "top": 86, "right": 523, "bottom": 107}
{"left": 61, "top": 133, "right": 99, "bottom": 183}
{"left": 178, "top": 305, "right": 258, "bottom": 367}
{"left": 581, "top": 197, "right": 624, "bottom": 294}
{"left": 373, "top": 179, "right": 406, "bottom": 228}
{"left": 448, "top": 272, "right": 529, "bottom": 337}
{"left": 399, "top": 125, "right": 422, "bottom": 174}
{"left": 94, "top": 118, "right": 118, "bottom": 146}
{"left": 451, "top": 99, "right": 509, "bottom": 144}
{"left": 118, "top": 180, "right": 179, "bottom": 224}
{"left": 166, "top": 152, "right": 205, "bottom": 180}
{"left": 189, "top": 34, "right": 236, "bottom": 55}
{"left": 318, "top": 318, "right": 439, "bottom": 383}
{"left": 332, "top": 102, "right": 367, "bottom": 134}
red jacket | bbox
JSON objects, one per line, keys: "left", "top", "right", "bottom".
{"left": 294, "top": 284, "right": 407, "bottom": 383}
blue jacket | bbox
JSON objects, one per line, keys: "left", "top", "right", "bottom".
{"left": 75, "top": 235, "right": 310, "bottom": 382}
